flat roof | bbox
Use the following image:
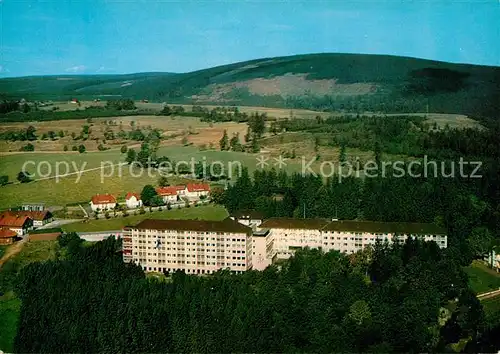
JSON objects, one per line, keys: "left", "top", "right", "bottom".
{"left": 260, "top": 218, "right": 330, "bottom": 230}
{"left": 133, "top": 218, "right": 252, "bottom": 235}
{"left": 322, "top": 220, "right": 446, "bottom": 234}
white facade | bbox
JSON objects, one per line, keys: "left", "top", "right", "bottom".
{"left": 126, "top": 196, "right": 143, "bottom": 209}
{"left": 256, "top": 219, "right": 448, "bottom": 266}
{"left": 90, "top": 201, "right": 116, "bottom": 212}
{"left": 123, "top": 219, "right": 253, "bottom": 275}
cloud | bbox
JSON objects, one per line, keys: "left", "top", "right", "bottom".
{"left": 0, "top": 65, "right": 10, "bottom": 73}
{"left": 65, "top": 65, "right": 86, "bottom": 73}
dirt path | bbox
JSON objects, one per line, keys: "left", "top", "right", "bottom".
{"left": 0, "top": 237, "right": 28, "bottom": 270}
{"left": 477, "top": 288, "right": 500, "bottom": 301}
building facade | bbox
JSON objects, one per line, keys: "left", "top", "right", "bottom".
{"left": 0, "top": 228, "right": 18, "bottom": 245}
{"left": 125, "top": 192, "right": 143, "bottom": 209}
{"left": 6, "top": 210, "right": 53, "bottom": 227}
{"left": 123, "top": 218, "right": 252, "bottom": 275}
{"left": 252, "top": 218, "right": 448, "bottom": 271}
{"left": 0, "top": 213, "right": 33, "bottom": 236}
{"left": 155, "top": 186, "right": 179, "bottom": 204}
{"left": 90, "top": 194, "right": 117, "bottom": 212}
{"left": 186, "top": 183, "right": 210, "bottom": 199}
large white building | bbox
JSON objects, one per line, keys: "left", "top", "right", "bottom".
{"left": 123, "top": 218, "right": 253, "bottom": 275}
{"left": 251, "top": 218, "right": 448, "bottom": 271}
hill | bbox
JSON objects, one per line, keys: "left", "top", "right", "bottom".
{"left": 1, "top": 53, "right": 499, "bottom": 122}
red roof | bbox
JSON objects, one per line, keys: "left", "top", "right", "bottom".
{"left": 173, "top": 185, "right": 186, "bottom": 191}
{"left": 156, "top": 186, "right": 178, "bottom": 196}
{"left": 0, "top": 228, "right": 17, "bottom": 238}
{"left": 187, "top": 183, "right": 210, "bottom": 192}
{"left": 125, "top": 192, "right": 141, "bottom": 201}
{"left": 3, "top": 210, "right": 51, "bottom": 221}
{"left": 0, "top": 213, "right": 32, "bottom": 228}
{"left": 91, "top": 194, "right": 116, "bottom": 204}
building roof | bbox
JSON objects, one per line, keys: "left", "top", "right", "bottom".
{"left": 0, "top": 213, "right": 32, "bottom": 228}
{"left": 132, "top": 217, "right": 252, "bottom": 235}
{"left": 0, "top": 228, "right": 17, "bottom": 238}
{"left": 125, "top": 192, "right": 141, "bottom": 201}
{"left": 91, "top": 194, "right": 116, "bottom": 204}
{"left": 156, "top": 186, "right": 178, "bottom": 196}
{"left": 231, "top": 209, "right": 265, "bottom": 220}
{"left": 187, "top": 183, "right": 210, "bottom": 192}
{"left": 4, "top": 210, "right": 52, "bottom": 221}
{"left": 260, "top": 218, "right": 330, "bottom": 230}
{"left": 173, "top": 185, "right": 187, "bottom": 191}
{"left": 321, "top": 220, "right": 446, "bottom": 235}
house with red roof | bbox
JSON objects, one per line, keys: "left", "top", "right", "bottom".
{"left": 0, "top": 212, "right": 33, "bottom": 236}
{"left": 156, "top": 186, "right": 179, "bottom": 203}
{"left": 0, "top": 228, "right": 18, "bottom": 245}
{"left": 186, "top": 183, "right": 210, "bottom": 199}
{"left": 5, "top": 210, "right": 53, "bottom": 227}
{"left": 90, "top": 194, "right": 117, "bottom": 212}
{"left": 125, "top": 192, "right": 142, "bottom": 209}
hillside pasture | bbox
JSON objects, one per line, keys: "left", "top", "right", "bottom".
{"left": 0, "top": 114, "right": 248, "bottom": 153}
{"left": 62, "top": 204, "right": 228, "bottom": 232}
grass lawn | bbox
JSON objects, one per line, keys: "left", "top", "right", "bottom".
{"left": 0, "top": 245, "right": 7, "bottom": 259}
{"left": 0, "top": 291, "right": 21, "bottom": 353}
{"left": 62, "top": 204, "right": 229, "bottom": 232}
{"left": 464, "top": 260, "right": 500, "bottom": 294}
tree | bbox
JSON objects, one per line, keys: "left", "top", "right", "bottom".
{"left": 58, "top": 130, "right": 65, "bottom": 138}
{"left": 78, "top": 144, "right": 86, "bottom": 153}
{"left": 120, "top": 145, "right": 128, "bottom": 154}
{"left": 468, "top": 227, "right": 493, "bottom": 259}
{"left": 0, "top": 175, "right": 8, "bottom": 186}
{"left": 26, "top": 126, "right": 37, "bottom": 141}
{"left": 48, "top": 131, "right": 56, "bottom": 140}
{"left": 230, "top": 133, "right": 242, "bottom": 151}
{"left": 339, "top": 142, "right": 347, "bottom": 163}
{"left": 71, "top": 132, "right": 76, "bottom": 140}
{"left": 141, "top": 185, "right": 158, "bottom": 206}
{"left": 158, "top": 176, "right": 169, "bottom": 187}
{"left": 126, "top": 149, "right": 137, "bottom": 164}
{"left": 251, "top": 133, "right": 260, "bottom": 153}
{"left": 17, "top": 171, "right": 31, "bottom": 183}
{"left": 20, "top": 143, "right": 35, "bottom": 151}
{"left": 72, "top": 146, "right": 78, "bottom": 151}
{"left": 219, "top": 130, "right": 229, "bottom": 151}
{"left": 63, "top": 145, "right": 68, "bottom": 151}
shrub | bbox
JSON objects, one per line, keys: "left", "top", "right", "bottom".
{"left": 72, "top": 146, "right": 78, "bottom": 151}
{"left": 63, "top": 145, "right": 68, "bottom": 151}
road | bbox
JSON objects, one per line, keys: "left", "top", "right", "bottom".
{"left": 477, "top": 288, "right": 500, "bottom": 301}
{"left": 37, "top": 219, "right": 83, "bottom": 229}
{"left": 0, "top": 237, "right": 28, "bottom": 269}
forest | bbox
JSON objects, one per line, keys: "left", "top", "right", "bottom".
{"left": 13, "top": 234, "right": 493, "bottom": 352}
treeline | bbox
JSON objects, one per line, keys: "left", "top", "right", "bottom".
{"left": 14, "top": 234, "right": 487, "bottom": 352}
{"left": 276, "top": 115, "right": 500, "bottom": 159}
{"left": 218, "top": 165, "right": 499, "bottom": 263}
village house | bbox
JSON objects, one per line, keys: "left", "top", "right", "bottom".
{"left": 156, "top": 186, "right": 179, "bottom": 204}
{"left": 125, "top": 192, "right": 143, "bottom": 209}
{"left": 0, "top": 213, "right": 33, "bottom": 236}
{"left": 186, "top": 183, "right": 210, "bottom": 199}
{"left": 7, "top": 210, "right": 53, "bottom": 228}
{"left": 90, "top": 194, "right": 117, "bottom": 212}
{"left": 0, "top": 228, "right": 18, "bottom": 245}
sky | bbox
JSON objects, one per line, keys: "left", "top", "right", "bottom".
{"left": 1, "top": 0, "right": 499, "bottom": 77}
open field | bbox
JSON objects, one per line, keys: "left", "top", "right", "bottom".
{"left": 464, "top": 261, "right": 500, "bottom": 294}
{"left": 62, "top": 204, "right": 228, "bottom": 232}
{"left": 0, "top": 114, "right": 248, "bottom": 153}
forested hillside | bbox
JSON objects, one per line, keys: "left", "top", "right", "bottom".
{"left": 1, "top": 53, "right": 499, "bottom": 121}
{"left": 14, "top": 234, "right": 489, "bottom": 352}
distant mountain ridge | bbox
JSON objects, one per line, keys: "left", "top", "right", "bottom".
{"left": 1, "top": 53, "right": 499, "bottom": 122}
